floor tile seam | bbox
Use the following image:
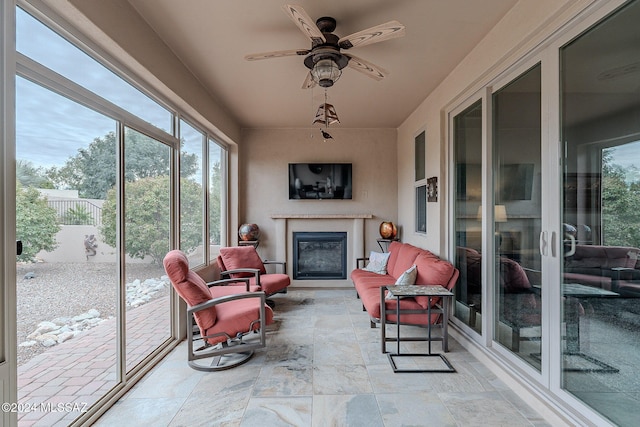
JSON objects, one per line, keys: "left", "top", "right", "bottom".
{"left": 372, "top": 391, "right": 457, "bottom": 425}
{"left": 438, "top": 389, "right": 534, "bottom": 424}
{"left": 494, "top": 388, "right": 543, "bottom": 424}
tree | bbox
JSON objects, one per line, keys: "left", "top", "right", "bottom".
{"left": 209, "top": 161, "right": 222, "bottom": 244}
{"left": 46, "top": 131, "right": 199, "bottom": 199}
{"left": 100, "top": 176, "right": 202, "bottom": 264}
{"left": 16, "top": 184, "right": 60, "bottom": 262}
{"left": 602, "top": 149, "right": 640, "bottom": 247}
{"left": 17, "top": 160, "right": 54, "bottom": 188}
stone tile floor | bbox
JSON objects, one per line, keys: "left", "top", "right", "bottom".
{"left": 93, "top": 289, "right": 552, "bottom": 426}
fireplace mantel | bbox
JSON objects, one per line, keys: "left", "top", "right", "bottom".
{"left": 270, "top": 214, "right": 372, "bottom": 287}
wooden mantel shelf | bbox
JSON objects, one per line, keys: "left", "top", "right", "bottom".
{"left": 270, "top": 214, "right": 373, "bottom": 219}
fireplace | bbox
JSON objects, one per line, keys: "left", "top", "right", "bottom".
{"left": 293, "top": 232, "right": 347, "bottom": 280}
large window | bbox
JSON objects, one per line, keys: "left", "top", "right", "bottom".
{"left": 414, "top": 131, "right": 426, "bottom": 233}
{"left": 16, "top": 76, "right": 120, "bottom": 424}
{"left": 12, "top": 5, "right": 229, "bottom": 424}
{"left": 209, "top": 138, "right": 225, "bottom": 254}
{"left": 16, "top": 8, "right": 172, "bottom": 132}
{"left": 180, "top": 120, "right": 205, "bottom": 267}
{"left": 561, "top": 1, "right": 640, "bottom": 424}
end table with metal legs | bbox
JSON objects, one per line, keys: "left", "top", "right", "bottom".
{"left": 380, "top": 285, "right": 456, "bottom": 373}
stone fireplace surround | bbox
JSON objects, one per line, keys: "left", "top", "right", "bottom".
{"left": 271, "top": 214, "right": 372, "bottom": 288}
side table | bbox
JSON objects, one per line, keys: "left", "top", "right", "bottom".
{"left": 376, "top": 238, "right": 399, "bottom": 253}
{"left": 238, "top": 240, "right": 259, "bottom": 248}
{"left": 380, "top": 284, "right": 455, "bottom": 373}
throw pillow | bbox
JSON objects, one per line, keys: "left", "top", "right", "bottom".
{"left": 395, "top": 264, "right": 417, "bottom": 285}
{"left": 386, "top": 264, "right": 417, "bottom": 299}
{"left": 364, "top": 251, "right": 391, "bottom": 275}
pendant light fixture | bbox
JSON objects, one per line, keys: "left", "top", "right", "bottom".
{"left": 312, "top": 89, "right": 339, "bottom": 140}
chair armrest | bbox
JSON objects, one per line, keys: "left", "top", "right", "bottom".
{"left": 356, "top": 257, "right": 369, "bottom": 269}
{"left": 220, "top": 268, "right": 261, "bottom": 287}
{"left": 206, "top": 277, "right": 251, "bottom": 292}
{"left": 263, "top": 260, "right": 287, "bottom": 273}
{"left": 188, "top": 291, "right": 267, "bottom": 315}
{"left": 220, "top": 268, "right": 260, "bottom": 276}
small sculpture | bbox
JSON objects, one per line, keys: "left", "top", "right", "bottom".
{"left": 238, "top": 224, "right": 260, "bottom": 241}
{"left": 84, "top": 234, "right": 98, "bottom": 260}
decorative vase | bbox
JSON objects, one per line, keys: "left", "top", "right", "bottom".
{"left": 238, "top": 223, "right": 260, "bottom": 241}
{"left": 379, "top": 221, "right": 398, "bottom": 239}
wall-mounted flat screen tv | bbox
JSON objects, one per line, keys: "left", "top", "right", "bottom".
{"left": 289, "top": 163, "right": 353, "bottom": 200}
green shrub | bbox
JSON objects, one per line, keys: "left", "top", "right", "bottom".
{"left": 16, "top": 184, "right": 60, "bottom": 262}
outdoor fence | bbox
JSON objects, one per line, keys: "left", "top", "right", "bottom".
{"left": 48, "top": 199, "right": 103, "bottom": 226}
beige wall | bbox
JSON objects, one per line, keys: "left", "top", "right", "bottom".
{"left": 240, "top": 128, "right": 397, "bottom": 263}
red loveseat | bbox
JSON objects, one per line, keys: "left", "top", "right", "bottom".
{"left": 351, "top": 241, "right": 459, "bottom": 327}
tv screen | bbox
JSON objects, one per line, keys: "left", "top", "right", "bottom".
{"left": 289, "top": 163, "right": 352, "bottom": 200}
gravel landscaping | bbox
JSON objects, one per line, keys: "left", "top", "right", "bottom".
{"left": 16, "top": 261, "right": 168, "bottom": 365}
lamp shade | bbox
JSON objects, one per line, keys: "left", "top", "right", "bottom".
{"left": 477, "top": 205, "right": 508, "bottom": 222}
{"left": 313, "top": 103, "right": 340, "bottom": 126}
{"left": 311, "top": 58, "right": 341, "bottom": 87}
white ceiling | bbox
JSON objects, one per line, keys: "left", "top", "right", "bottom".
{"left": 126, "top": 0, "right": 518, "bottom": 129}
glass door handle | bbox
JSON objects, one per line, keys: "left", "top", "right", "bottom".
{"left": 564, "top": 234, "right": 576, "bottom": 257}
{"left": 539, "top": 231, "right": 548, "bottom": 256}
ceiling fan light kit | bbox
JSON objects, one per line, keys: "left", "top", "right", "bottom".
{"left": 245, "top": 4, "right": 405, "bottom": 94}
{"left": 310, "top": 58, "right": 342, "bottom": 87}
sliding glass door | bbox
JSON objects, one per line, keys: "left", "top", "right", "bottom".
{"left": 492, "top": 64, "right": 543, "bottom": 370}
{"left": 561, "top": 1, "right": 640, "bottom": 424}
{"left": 453, "top": 100, "right": 483, "bottom": 333}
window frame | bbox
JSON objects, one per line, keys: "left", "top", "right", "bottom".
{"left": 414, "top": 130, "right": 427, "bottom": 234}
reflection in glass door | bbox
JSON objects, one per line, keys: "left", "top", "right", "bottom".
{"left": 561, "top": 1, "right": 640, "bottom": 424}
{"left": 493, "top": 64, "right": 542, "bottom": 371}
{"left": 453, "top": 100, "right": 483, "bottom": 333}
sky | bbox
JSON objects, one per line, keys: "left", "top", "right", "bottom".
{"left": 15, "top": 8, "right": 170, "bottom": 169}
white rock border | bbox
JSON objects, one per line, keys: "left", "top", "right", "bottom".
{"left": 20, "top": 275, "right": 170, "bottom": 349}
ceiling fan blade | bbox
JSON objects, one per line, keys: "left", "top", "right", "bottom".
{"left": 338, "top": 20, "right": 405, "bottom": 49}
{"left": 245, "top": 49, "right": 309, "bottom": 61}
{"left": 344, "top": 54, "right": 388, "bottom": 81}
{"left": 302, "top": 72, "right": 317, "bottom": 89}
{"left": 282, "top": 4, "right": 326, "bottom": 45}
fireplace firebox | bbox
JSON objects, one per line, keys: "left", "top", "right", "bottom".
{"left": 293, "top": 232, "right": 347, "bottom": 280}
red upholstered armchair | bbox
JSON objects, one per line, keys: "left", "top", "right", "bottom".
{"left": 217, "top": 246, "right": 291, "bottom": 306}
{"left": 163, "top": 250, "right": 274, "bottom": 371}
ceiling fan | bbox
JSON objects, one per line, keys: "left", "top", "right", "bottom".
{"left": 245, "top": 4, "right": 405, "bottom": 89}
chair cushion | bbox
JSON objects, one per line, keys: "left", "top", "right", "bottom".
{"left": 219, "top": 246, "right": 267, "bottom": 277}
{"left": 384, "top": 241, "right": 404, "bottom": 277}
{"left": 389, "top": 243, "right": 423, "bottom": 279}
{"left": 205, "top": 295, "right": 274, "bottom": 345}
{"left": 163, "top": 250, "right": 217, "bottom": 332}
{"left": 247, "top": 273, "right": 291, "bottom": 296}
{"left": 415, "top": 252, "right": 455, "bottom": 288}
